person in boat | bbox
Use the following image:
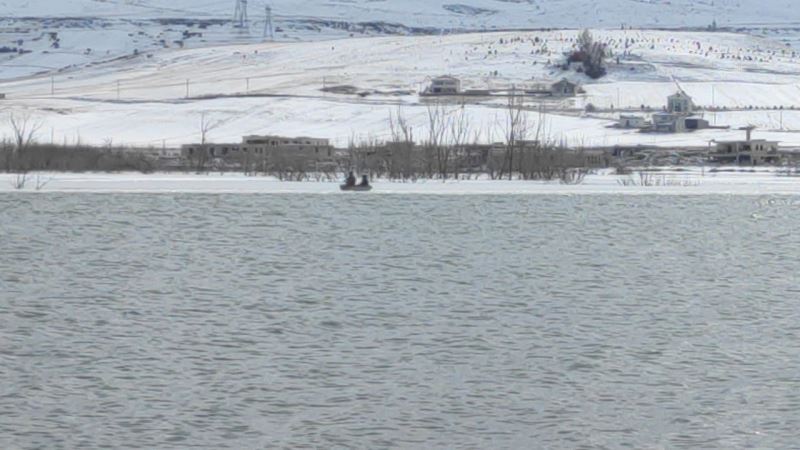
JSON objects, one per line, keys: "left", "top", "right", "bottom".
{"left": 345, "top": 171, "right": 356, "bottom": 187}
{"left": 358, "top": 175, "right": 370, "bottom": 187}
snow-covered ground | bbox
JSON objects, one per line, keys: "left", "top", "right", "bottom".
{"left": 1, "top": 29, "right": 799, "bottom": 149}
{"left": 4, "top": 168, "right": 800, "bottom": 195}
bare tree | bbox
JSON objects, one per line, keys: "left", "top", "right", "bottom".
{"left": 199, "top": 113, "right": 221, "bottom": 145}
{"left": 425, "top": 101, "right": 450, "bottom": 180}
{"left": 11, "top": 173, "right": 27, "bottom": 190}
{"left": 187, "top": 113, "right": 222, "bottom": 173}
{"left": 448, "top": 102, "right": 471, "bottom": 180}
{"left": 9, "top": 112, "right": 42, "bottom": 153}
{"left": 389, "top": 107, "right": 414, "bottom": 144}
{"left": 8, "top": 112, "right": 42, "bottom": 172}
{"left": 501, "top": 88, "right": 529, "bottom": 180}
{"left": 387, "top": 107, "right": 417, "bottom": 180}
{"left": 518, "top": 105, "right": 549, "bottom": 180}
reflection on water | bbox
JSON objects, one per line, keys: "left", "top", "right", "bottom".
{"left": 1, "top": 194, "right": 799, "bottom": 449}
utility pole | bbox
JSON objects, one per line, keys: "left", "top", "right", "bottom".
{"left": 711, "top": 84, "right": 715, "bottom": 106}
{"left": 51, "top": 76, "right": 54, "bottom": 96}
{"left": 116, "top": 80, "right": 120, "bottom": 101}
{"left": 246, "top": 77, "right": 250, "bottom": 94}
{"left": 264, "top": 5, "right": 274, "bottom": 41}
{"left": 185, "top": 79, "right": 190, "bottom": 99}
{"left": 712, "top": 84, "right": 716, "bottom": 125}
{"left": 233, "top": 0, "right": 248, "bottom": 29}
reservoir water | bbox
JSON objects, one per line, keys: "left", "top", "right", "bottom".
{"left": 2, "top": 193, "right": 799, "bottom": 449}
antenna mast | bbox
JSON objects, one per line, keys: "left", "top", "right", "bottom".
{"left": 264, "top": 5, "right": 274, "bottom": 40}
{"left": 233, "top": 0, "right": 248, "bottom": 28}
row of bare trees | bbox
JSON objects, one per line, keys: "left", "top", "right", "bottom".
{"left": 187, "top": 94, "right": 597, "bottom": 183}
{"left": 377, "top": 94, "right": 592, "bottom": 183}
{"left": 1, "top": 96, "right": 598, "bottom": 185}
{"left": 0, "top": 112, "right": 155, "bottom": 189}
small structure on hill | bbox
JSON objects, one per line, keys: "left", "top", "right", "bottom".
{"left": 667, "top": 90, "right": 695, "bottom": 115}
{"left": 710, "top": 127, "right": 780, "bottom": 165}
{"left": 650, "top": 88, "right": 699, "bottom": 133}
{"left": 550, "top": 78, "right": 579, "bottom": 97}
{"left": 652, "top": 112, "right": 685, "bottom": 133}
{"left": 423, "top": 76, "right": 462, "bottom": 96}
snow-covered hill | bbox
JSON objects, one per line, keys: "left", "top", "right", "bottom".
{"left": 2, "top": 29, "right": 800, "bottom": 150}
{"left": 1, "top": 0, "right": 798, "bottom": 80}
{"left": 1, "top": 0, "right": 797, "bottom": 29}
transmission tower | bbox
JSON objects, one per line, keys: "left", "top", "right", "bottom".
{"left": 263, "top": 5, "right": 274, "bottom": 40}
{"left": 233, "top": 0, "right": 248, "bottom": 28}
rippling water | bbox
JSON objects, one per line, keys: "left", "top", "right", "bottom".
{"left": 2, "top": 194, "right": 800, "bottom": 449}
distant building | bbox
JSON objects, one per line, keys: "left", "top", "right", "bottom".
{"left": 711, "top": 128, "right": 780, "bottom": 165}
{"left": 652, "top": 112, "right": 685, "bottom": 133}
{"left": 181, "top": 142, "right": 240, "bottom": 159}
{"left": 619, "top": 115, "right": 647, "bottom": 129}
{"left": 550, "top": 78, "right": 579, "bottom": 97}
{"left": 650, "top": 89, "right": 697, "bottom": 132}
{"left": 240, "top": 135, "right": 332, "bottom": 159}
{"left": 667, "top": 90, "right": 694, "bottom": 115}
{"left": 424, "top": 76, "right": 461, "bottom": 95}
{"left": 0, "top": 93, "right": 5, "bottom": 100}
{"left": 181, "top": 135, "right": 333, "bottom": 164}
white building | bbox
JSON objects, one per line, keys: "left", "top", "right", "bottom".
{"left": 425, "top": 76, "right": 461, "bottom": 95}
{"left": 667, "top": 90, "right": 694, "bottom": 115}
{"left": 650, "top": 90, "right": 696, "bottom": 132}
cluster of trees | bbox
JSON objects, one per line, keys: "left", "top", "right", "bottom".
{"left": 567, "top": 29, "right": 607, "bottom": 79}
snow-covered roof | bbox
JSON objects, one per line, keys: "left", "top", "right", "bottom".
{"left": 432, "top": 75, "right": 460, "bottom": 81}
{"left": 668, "top": 91, "right": 692, "bottom": 99}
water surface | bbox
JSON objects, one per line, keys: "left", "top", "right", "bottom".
{"left": 1, "top": 194, "right": 799, "bottom": 449}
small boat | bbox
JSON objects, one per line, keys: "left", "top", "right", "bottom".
{"left": 340, "top": 184, "right": 372, "bottom": 192}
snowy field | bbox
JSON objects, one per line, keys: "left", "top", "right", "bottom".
{"left": 1, "top": 29, "right": 800, "bottom": 149}
{"left": 1, "top": 0, "right": 799, "bottom": 81}
{"left": 5, "top": 168, "right": 800, "bottom": 195}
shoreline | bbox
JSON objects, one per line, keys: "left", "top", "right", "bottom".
{"left": 4, "top": 167, "right": 800, "bottom": 195}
